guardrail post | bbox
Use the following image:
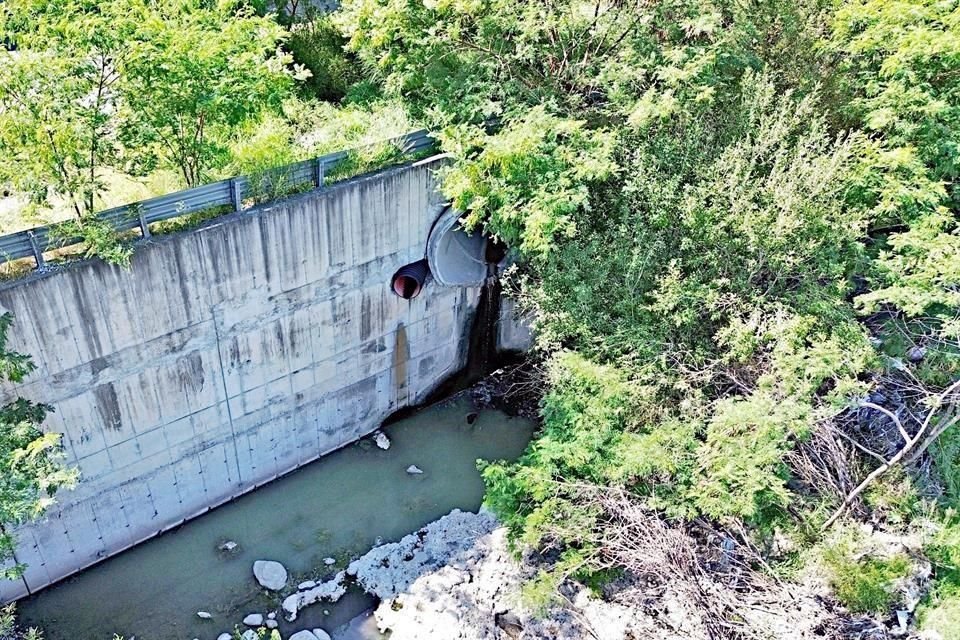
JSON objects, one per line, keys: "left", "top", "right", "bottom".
{"left": 314, "top": 158, "right": 325, "bottom": 190}
{"left": 230, "top": 178, "right": 242, "bottom": 212}
{"left": 137, "top": 207, "right": 151, "bottom": 239}
{"left": 27, "top": 231, "right": 45, "bottom": 269}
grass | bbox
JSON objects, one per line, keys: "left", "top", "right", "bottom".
{"left": 918, "top": 517, "right": 960, "bottom": 638}
{"left": 821, "top": 531, "right": 912, "bottom": 614}
{"left": 148, "top": 205, "right": 233, "bottom": 236}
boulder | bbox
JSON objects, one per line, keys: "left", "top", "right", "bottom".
{"left": 253, "top": 560, "right": 288, "bottom": 591}
{"left": 268, "top": 612, "right": 277, "bottom": 620}
{"left": 289, "top": 632, "right": 319, "bottom": 640}
{"left": 218, "top": 634, "right": 232, "bottom": 640}
{"left": 323, "top": 557, "right": 336, "bottom": 566}
{"left": 218, "top": 540, "right": 238, "bottom": 552}
{"left": 243, "top": 613, "right": 264, "bottom": 626}
{"left": 374, "top": 432, "right": 391, "bottom": 450}
{"left": 196, "top": 611, "right": 212, "bottom": 619}
{"left": 313, "top": 629, "right": 332, "bottom": 640}
{"left": 241, "top": 631, "right": 258, "bottom": 640}
{"left": 266, "top": 619, "right": 279, "bottom": 629}
{"left": 298, "top": 580, "right": 317, "bottom": 590}
{"left": 406, "top": 465, "right": 424, "bottom": 475}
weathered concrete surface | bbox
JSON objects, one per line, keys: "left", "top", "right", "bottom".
{"left": 0, "top": 156, "right": 493, "bottom": 600}
{"left": 497, "top": 297, "right": 533, "bottom": 353}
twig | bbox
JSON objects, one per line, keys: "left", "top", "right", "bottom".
{"left": 823, "top": 378, "right": 960, "bottom": 530}
{"left": 860, "top": 401, "right": 910, "bottom": 443}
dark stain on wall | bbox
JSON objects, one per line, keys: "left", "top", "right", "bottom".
{"left": 93, "top": 383, "right": 123, "bottom": 432}
{"left": 393, "top": 322, "right": 409, "bottom": 395}
{"left": 360, "top": 294, "right": 373, "bottom": 341}
{"left": 175, "top": 352, "right": 205, "bottom": 393}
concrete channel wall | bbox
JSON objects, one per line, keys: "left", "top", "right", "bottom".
{"left": 0, "top": 156, "right": 511, "bottom": 601}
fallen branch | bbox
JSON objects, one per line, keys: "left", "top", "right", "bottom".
{"left": 822, "top": 378, "right": 960, "bottom": 531}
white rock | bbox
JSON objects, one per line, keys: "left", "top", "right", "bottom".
{"left": 283, "top": 572, "right": 348, "bottom": 621}
{"left": 283, "top": 593, "right": 302, "bottom": 621}
{"left": 406, "top": 465, "right": 424, "bottom": 474}
{"left": 253, "top": 559, "right": 288, "bottom": 591}
{"left": 267, "top": 611, "right": 277, "bottom": 620}
{"left": 323, "top": 557, "right": 336, "bottom": 565}
{"left": 298, "top": 580, "right": 317, "bottom": 590}
{"left": 289, "top": 632, "right": 319, "bottom": 640}
{"left": 374, "top": 432, "right": 391, "bottom": 450}
{"left": 243, "top": 613, "right": 264, "bottom": 626}
{"left": 266, "top": 619, "right": 279, "bottom": 629}
{"left": 241, "top": 631, "right": 258, "bottom": 640}
{"left": 348, "top": 509, "right": 497, "bottom": 600}
{"left": 312, "top": 629, "right": 332, "bottom": 640}
{"left": 196, "top": 611, "right": 212, "bottom": 619}
{"left": 218, "top": 540, "right": 238, "bottom": 552}
{"left": 218, "top": 634, "right": 232, "bottom": 640}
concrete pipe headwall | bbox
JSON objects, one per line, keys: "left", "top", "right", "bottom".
{"left": 0, "top": 156, "right": 530, "bottom": 601}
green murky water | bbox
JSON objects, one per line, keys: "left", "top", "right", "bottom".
{"left": 18, "top": 397, "right": 534, "bottom": 640}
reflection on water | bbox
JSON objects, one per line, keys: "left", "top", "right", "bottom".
{"left": 18, "top": 397, "right": 534, "bottom": 640}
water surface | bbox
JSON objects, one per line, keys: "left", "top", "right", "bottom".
{"left": 18, "top": 397, "right": 534, "bottom": 640}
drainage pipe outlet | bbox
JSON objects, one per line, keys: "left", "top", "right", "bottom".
{"left": 392, "top": 260, "right": 431, "bottom": 299}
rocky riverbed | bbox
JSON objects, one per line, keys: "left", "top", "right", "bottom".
{"left": 218, "top": 502, "right": 940, "bottom": 640}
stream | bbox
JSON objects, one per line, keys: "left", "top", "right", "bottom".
{"left": 17, "top": 396, "right": 534, "bottom": 640}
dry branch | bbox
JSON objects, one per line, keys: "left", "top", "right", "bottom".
{"left": 822, "top": 378, "right": 960, "bottom": 530}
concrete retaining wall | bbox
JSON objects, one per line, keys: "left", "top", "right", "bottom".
{"left": 0, "top": 156, "right": 489, "bottom": 601}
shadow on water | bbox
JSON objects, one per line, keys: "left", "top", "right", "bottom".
{"left": 18, "top": 398, "right": 534, "bottom": 640}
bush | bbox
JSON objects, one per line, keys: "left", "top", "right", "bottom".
{"left": 286, "top": 14, "right": 362, "bottom": 102}
{"left": 227, "top": 115, "right": 304, "bottom": 204}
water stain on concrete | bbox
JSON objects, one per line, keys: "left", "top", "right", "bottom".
{"left": 93, "top": 383, "right": 122, "bottom": 432}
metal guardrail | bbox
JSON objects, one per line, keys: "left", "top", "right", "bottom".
{"left": 0, "top": 128, "right": 437, "bottom": 268}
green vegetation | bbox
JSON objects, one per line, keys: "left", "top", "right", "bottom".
{"left": 0, "top": 313, "right": 76, "bottom": 578}
{"left": 821, "top": 529, "right": 913, "bottom": 613}
{"left": 0, "top": 0, "right": 959, "bottom": 636}
{"left": 919, "top": 518, "right": 960, "bottom": 638}
{"left": 0, "top": 1, "right": 418, "bottom": 263}
{"left": 334, "top": 0, "right": 960, "bottom": 632}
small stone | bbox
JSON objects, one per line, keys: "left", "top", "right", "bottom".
{"left": 323, "top": 557, "right": 336, "bottom": 566}
{"left": 298, "top": 580, "right": 316, "bottom": 590}
{"left": 218, "top": 634, "right": 232, "bottom": 640}
{"left": 218, "top": 540, "right": 238, "bottom": 552}
{"left": 196, "top": 611, "right": 213, "bottom": 619}
{"left": 406, "top": 465, "right": 424, "bottom": 475}
{"left": 323, "top": 609, "right": 330, "bottom": 615}
{"left": 266, "top": 619, "right": 279, "bottom": 629}
{"left": 243, "top": 613, "right": 264, "bottom": 626}
{"left": 241, "top": 631, "right": 258, "bottom": 640}
{"left": 267, "top": 612, "right": 277, "bottom": 620}
{"left": 374, "top": 432, "right": 391, "bottom": 449}
{"left": 253, "top": 560, "right": 288, "bottom": 591}
{"left": 907, "top": 345, "right": 926, "bottom": 362}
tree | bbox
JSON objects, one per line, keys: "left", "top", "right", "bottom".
{"left": 0, "top": 1, "right": 130, "bottom": 221}
{"left": 118, "top": 1, "right": 307, "bottom": 187}
{"left": 0, "top": 313, "right": 76, "bottom": 579}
